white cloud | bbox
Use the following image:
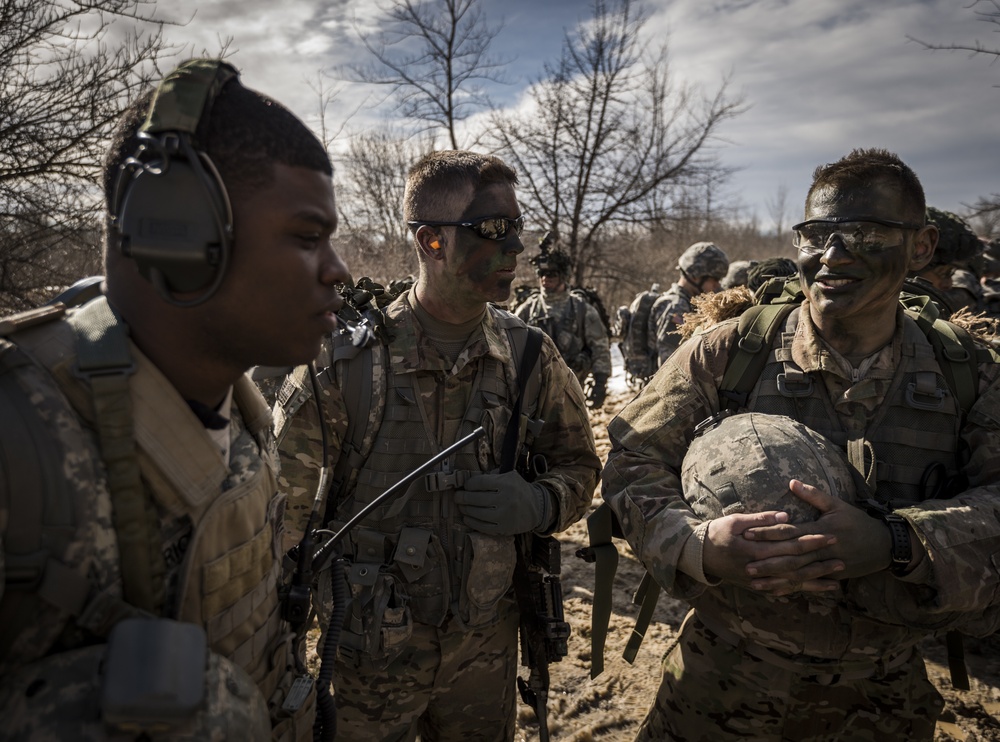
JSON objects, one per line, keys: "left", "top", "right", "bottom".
{"left": 136, "top": 0, "right": 995, "bottom": 232}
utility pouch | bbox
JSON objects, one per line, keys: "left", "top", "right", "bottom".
{"left": 340, "top": 570, "right": 413, "bottom": 670}
{"left": 460, "top": 532, "right": 516, "bottom": 628}
{"left": 102, "top": 618, "right": 207, "bottom": 732}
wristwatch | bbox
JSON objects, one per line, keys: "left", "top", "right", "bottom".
{"left": 862, "top": 499, "right": 912, "bottom": 576}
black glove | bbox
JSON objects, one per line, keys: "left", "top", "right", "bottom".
{"left": 454, "top": 471, "right": 556, "bottom": 536}
{"left": 588, "top": 373, "right": 608, "bottom": 408}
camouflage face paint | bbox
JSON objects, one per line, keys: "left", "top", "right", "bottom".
{"left": 439, "top": 182, "right": 524, "bottom": 309}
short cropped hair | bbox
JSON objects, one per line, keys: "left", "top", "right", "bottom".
{"left": 403, "top": 150, "right": 518, "bottom": 223}
{"left": 806, "top": 148, "right": 926, "bottom": 223}
{"left": 103, "top": 64, "right": 332, "bottom": 210}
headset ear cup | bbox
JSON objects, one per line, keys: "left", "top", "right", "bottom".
{"left": 115, "top": 139, "right": 232, "bottom": 304}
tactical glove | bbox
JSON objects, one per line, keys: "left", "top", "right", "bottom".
{"left": 588, "top": 373, "right": 608, "bottom": 408}
{"left": 454, "top": 471, "right": 556, "bottom": 536}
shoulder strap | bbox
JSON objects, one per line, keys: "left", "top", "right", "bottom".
{"left": 718, "top": 302, "right": 797, "bottom": 410}
{"left": 329, "top": 331, "right": 388, "bottom": 497}
{"left": 898, "top": 293, "right": 988, "bottom": 417}
{"left": 68, "top": 298, "right": 164, "bottom": 614}
{"left": 500, "top": 324, "right": 544, "bottom": 472}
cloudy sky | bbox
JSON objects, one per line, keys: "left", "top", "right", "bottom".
{"left": 152, "top": 0, "right": 997, "bottom": 231}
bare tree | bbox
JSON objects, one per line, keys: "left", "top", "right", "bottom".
{"left": 486, "top": 0, "right": 745, "bottom": 286}
{"left": 0, "top": 0, "right": 174, "bottom": 310}
{"left": 965, "top": 195, "right": 1000, "bottom": 238}
{"left": 332, "top": 128, "right": 427, "bottom": 281}
{"left": 345, "top": 0, "right": 510, "bottom": 148}
{"left": 908, "top": 0, "right": 1000, "bottom": 65}
{"left": 765, "top": 184, "right": 789, "bottom": 237}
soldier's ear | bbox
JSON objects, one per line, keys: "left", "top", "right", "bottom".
{"left": 415, "top": 226, "right": 445, "bottom": 260}
{"left": 909, "top": 224, "right": 938, "bottom": 272}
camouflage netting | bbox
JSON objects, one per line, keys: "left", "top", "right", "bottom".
{"left": 681, "top": 412, "right": 857, "bottom": 523}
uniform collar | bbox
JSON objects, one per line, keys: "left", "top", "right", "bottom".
{"left": 386, "top": 291, "right": 511, "bottom": 376}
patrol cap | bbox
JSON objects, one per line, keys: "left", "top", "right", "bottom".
{"left": 681, "top": 412, "right": 856, "bottom": 523}
{"left": 926, "top": 206, "right": 981, "bottom": 267}
{"left": 678, "top": 242, "right": 729, "bottom": 281}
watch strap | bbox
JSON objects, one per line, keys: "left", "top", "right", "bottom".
{"left": 862, "top": 499, "right": 912, "bottom": 576}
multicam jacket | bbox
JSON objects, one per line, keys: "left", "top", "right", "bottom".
{"left": 514, "top": 289, "right": 612, "bottom": 382}
{"left": 0, "top": 298, "right": 312, "bottom": 741}
{"left": 648, "top": 282, "right": 693, "bottom": 367}
{"left": 604, "top": 302, "right": 1000, "bottom": 666}
{"left": 277, "top": 291, "right": 600, "bottom": 658}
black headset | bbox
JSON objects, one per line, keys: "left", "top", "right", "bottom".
{"left": 110, "top": 60, "right": 239, "bottom": 307}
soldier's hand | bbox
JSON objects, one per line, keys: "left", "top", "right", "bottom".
{"left": 454, "top": 471, "right": 556, "bottom": 536}
{"left": 741, "top": 479, "right": 894, "bottom": 595}
{"left": 587, "top": 373, "right": 608, "bottom": 408}
{"left": 703, "top": 508, "right": 839, "bottom": 591}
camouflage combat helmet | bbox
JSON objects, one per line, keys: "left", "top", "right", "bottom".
{"left": 721, "top": 259, "right": 757, "bottom": 289}
{"left": 926, "top": 206, "right": 981, "bottom": 267}
{"left": 681, "top": 412, "right": 857, "bottom": 523}
{"left": 747, "top": 256, "right": 798, "bottom": 292}
{"left": 528, "top": 244, "right": 573, "bottom": 276}
{"left": 678, "top": 241, "right": 729, "bottom": 281}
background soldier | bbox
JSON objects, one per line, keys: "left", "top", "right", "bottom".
{"left": 603, "top": 148, "right": 1000, "bottom": 741}
{"left": 905, "top": 206, "right": 984, "bottom": 316}
{"left": 648, "top": 241, "right": 729, "bottom": 367}
{"left": 276, "top": 150, "right": 601, "bottom": 741}
{"left": 0, "top": 60, "right": 349, "bottom": 739}
{"left": 514, "top": 242, "right": 612, "bottom": 408}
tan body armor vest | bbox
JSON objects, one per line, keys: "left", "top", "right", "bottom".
{"left": 5, "top": 299, "right": 311, "bottom": 741}
{"left": 691, "top": 307, "right": 963, "bottom": 665}
{"left": 333, "top": 311, "right": 534, "bottom": 663}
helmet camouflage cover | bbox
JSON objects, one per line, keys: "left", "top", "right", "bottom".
{"left": 926, "top": 206, "right": 981, "bottom": 267}
{"left": 678, "top": 241, "right": 729, "bottom": 280}
{"left": 681, "top": 412, "right": 856, "bottom": 522}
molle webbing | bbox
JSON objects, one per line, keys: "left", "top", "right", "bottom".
{"left": 69, "top": 299, "right": 164, "bottom": 613}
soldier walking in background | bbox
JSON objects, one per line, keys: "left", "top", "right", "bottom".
{"left": 648, "top": 241, "right": 729, "bottom": 366}
{"left": 0, "top": 60, "right": 349, "bottom": 739}
{"left": 603, "top": 148, "right": 1000, "bottom": 741}
{"left": 275, "top": 150, "right": 601, "bottom": 741}
{"left": 514, "top": 240, "right": 612, "bottom": 408}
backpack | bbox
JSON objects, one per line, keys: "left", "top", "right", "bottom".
{"left": 580, "top": 276, "right": 998, "bottom": 684}
{"left": 570, "top": 286, "right": 612, "bottom": 336}
{"left": 621, "top": 290, "right": 660, "bottom": 383}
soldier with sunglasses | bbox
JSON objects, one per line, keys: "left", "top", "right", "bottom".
{"left": 602, "top": 148, "right": 1000, "bottom": 741}
{"left": 276, "top": 150, "right": 600, "bottom": 741}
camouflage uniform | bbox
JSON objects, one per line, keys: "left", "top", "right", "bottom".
{"left": 0, "top": 298, "right": 313, "bottom": 740}
{"left": 514, "top": 288, "right": 612, "bottom": 383}
{"left": 603, "top": 303, "right": 1000, "bottom": 741}
{"left": 277, "top": 291, "right": 600, "bottom": 741}
{"left": 647, "top": 282, "right": 693, "bottom": 367}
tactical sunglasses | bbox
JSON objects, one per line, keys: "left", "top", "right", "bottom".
{"left": 408, "top": 215, "right": 525, "bottom": 241}
{"left": 792, "top": 216, "right": 923, "bottom": 257}
{"left": 537, "top": 270, "right": 561, "bottom": 278}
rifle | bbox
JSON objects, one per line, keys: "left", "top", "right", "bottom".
{"left": 513, "top": 532, "right": 570, "bottom": 742}
{"left": 501, "top": 325, "right": 569, "bottom": 742}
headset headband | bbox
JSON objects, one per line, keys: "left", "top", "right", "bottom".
{"left": 141, "top": 59, "right": 239, "bottom": 139}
